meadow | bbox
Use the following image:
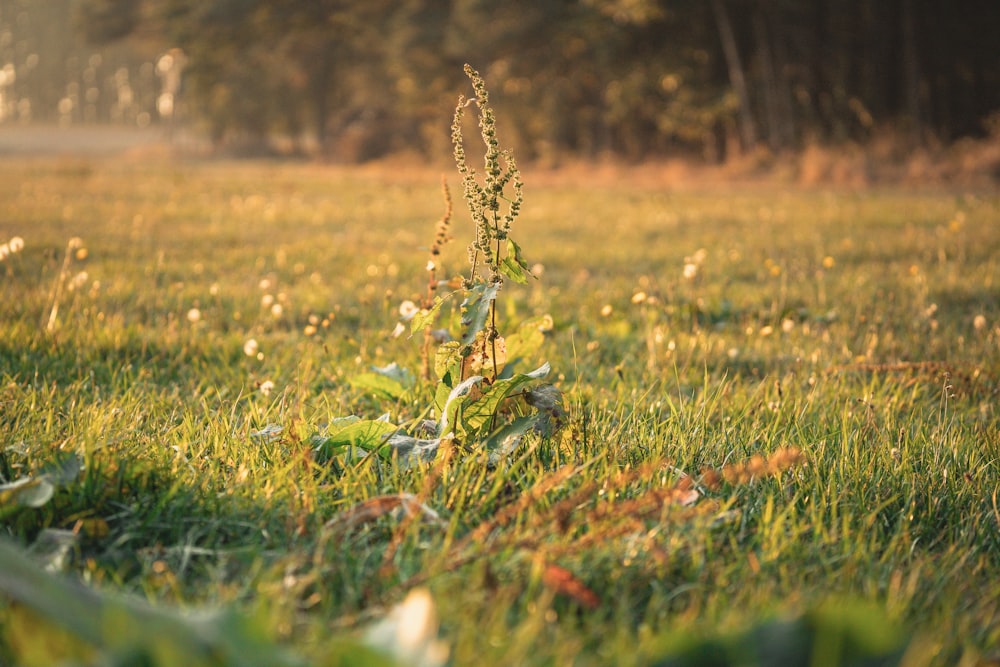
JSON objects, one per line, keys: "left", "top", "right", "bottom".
{"left": 0, "top": 154, "right": 998, "bottom": 666}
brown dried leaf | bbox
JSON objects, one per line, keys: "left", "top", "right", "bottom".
{"left": 541, "top": 563, "right": 600, "bottom": 609}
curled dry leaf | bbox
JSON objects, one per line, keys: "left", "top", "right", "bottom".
{"left": 324, "top": 494, "right": 443, "bottom": 532}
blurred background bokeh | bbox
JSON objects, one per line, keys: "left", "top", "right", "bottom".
{"left": 0, "top": 0, "right": 997, "bottom": 179}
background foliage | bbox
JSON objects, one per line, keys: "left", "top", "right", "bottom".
{"left": 1, "top": 0, "right": 998, "bottom": 162}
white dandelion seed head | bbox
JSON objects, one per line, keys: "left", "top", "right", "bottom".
{"left": 69, "top": 271, "right": 89, "bottom": 291}
{"left": 259, "top": 380, "right": 275, "bottom": 396}
{"left": 398, "top": 300, "right": 419, "bottom": 321}
{"left": 243, "top": 338, "right": 259, "bottom": 357}
{"left": 8, "top": 236, "right": 24, "bottom": 253}
{"left": 186, "top": 307, "right": 201, "bottom": 323}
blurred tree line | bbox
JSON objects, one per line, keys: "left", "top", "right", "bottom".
{"left": 16, "top": 0, "right": 1000, "bottom": 161}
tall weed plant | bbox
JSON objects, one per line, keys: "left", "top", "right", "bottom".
{"left": 313, "top": 65, "right": 562, "bottom": 468}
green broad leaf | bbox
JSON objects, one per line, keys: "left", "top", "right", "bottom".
{"left": 434, "top": 378, "right": 453, "bottom": 415}
{"left": 460, "top": 362, "right": 551, "bottom": 436}
{"left": 498, "top": 238, "right": 532, "bottom": 284}
{"left": 523, "top": 361, "right": 552, "bottom": 380}
{"left": 503, "top": 314, "right": 552, "bottom": 370}
{"left": 0, "top": 453, "right": 82, "bottom": 518}
{"left": 371, "top": 362, "right": 416, "bottom": 386}
{"left": 440, "top": 374, "right": 484, "bottom": 438}
{"left": 351, "top": 371, "right": 410, "bottom": 401}
{"left": 0, "top": 476, "right": 55, "bottom": 510}
{"left": 0, "top": 538, "right": 311, "bottom": 667}
{"left": 460, "top": 283, "right": 499, "bottom": 344}
{"left": 410, "top": 291, "right": 457, "bottom": 334}
{"left": 483, "top": 415, "right": 540, "bottom": 461}
{"left": 383, "top": 434, "right": 441, "bottom": 469}
{"left": 40, "top": 453, "right": 83, "bottom": 485}
{"left": 312, "top": 418, "right": 399, "bottom": 460}
{"left": 434, "top": 341, "right": 463, "bottom": 381}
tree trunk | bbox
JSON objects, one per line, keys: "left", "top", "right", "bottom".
{"left": 753, "top": 10, "right": 781, "bottom": 150}
{"left": 311, "top": 47, "right": 335, "bottom": 148}
{"left": 710, "top": 0, "right": 757, "bottom": 153}
{"left": 900, "top": 0, "right": 922, "bottom": 146}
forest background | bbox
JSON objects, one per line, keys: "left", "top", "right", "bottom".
{"left": 1, "top": 0, "right": 998, "bottom": 182}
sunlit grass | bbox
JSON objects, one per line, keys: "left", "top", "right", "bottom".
{"left": 1, "top": 156, "right": 998, "bottom": 665}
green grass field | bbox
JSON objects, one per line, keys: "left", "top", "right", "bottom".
{"left": 1, "top": 156, "right": 998, "bottom": 666}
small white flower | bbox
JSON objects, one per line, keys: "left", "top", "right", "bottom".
{"left": 68, "top": 271, "right": 89, "bottom": 291}
{"left": 259, "top": 380, "right": 275, "bottom": 396}
{"left": 682, "top": 262, "right": 698, "bottom": 280}
{"left": 186, "top": 307, "right": 201, "bottom": 323}
{"left": 8, "top": 236, "right": 24, "bottom": 253}
{"left": 270, "top": 303, "right": 283, "bottom": 318}
{"left": 243, "top": 339, "right": 259, "bottom": 356}
{"left": 261, "top": 294, "right": 275, "bottom": 307}
{"left": 398, "top": 300, "right": 419, "bottom": 321}
{"left": 258, "top": 278, "right": 271, "bottom": 290}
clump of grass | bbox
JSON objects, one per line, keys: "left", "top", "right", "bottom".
{"left": 0, "top": 87, "right": 999, "bottom": 666}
